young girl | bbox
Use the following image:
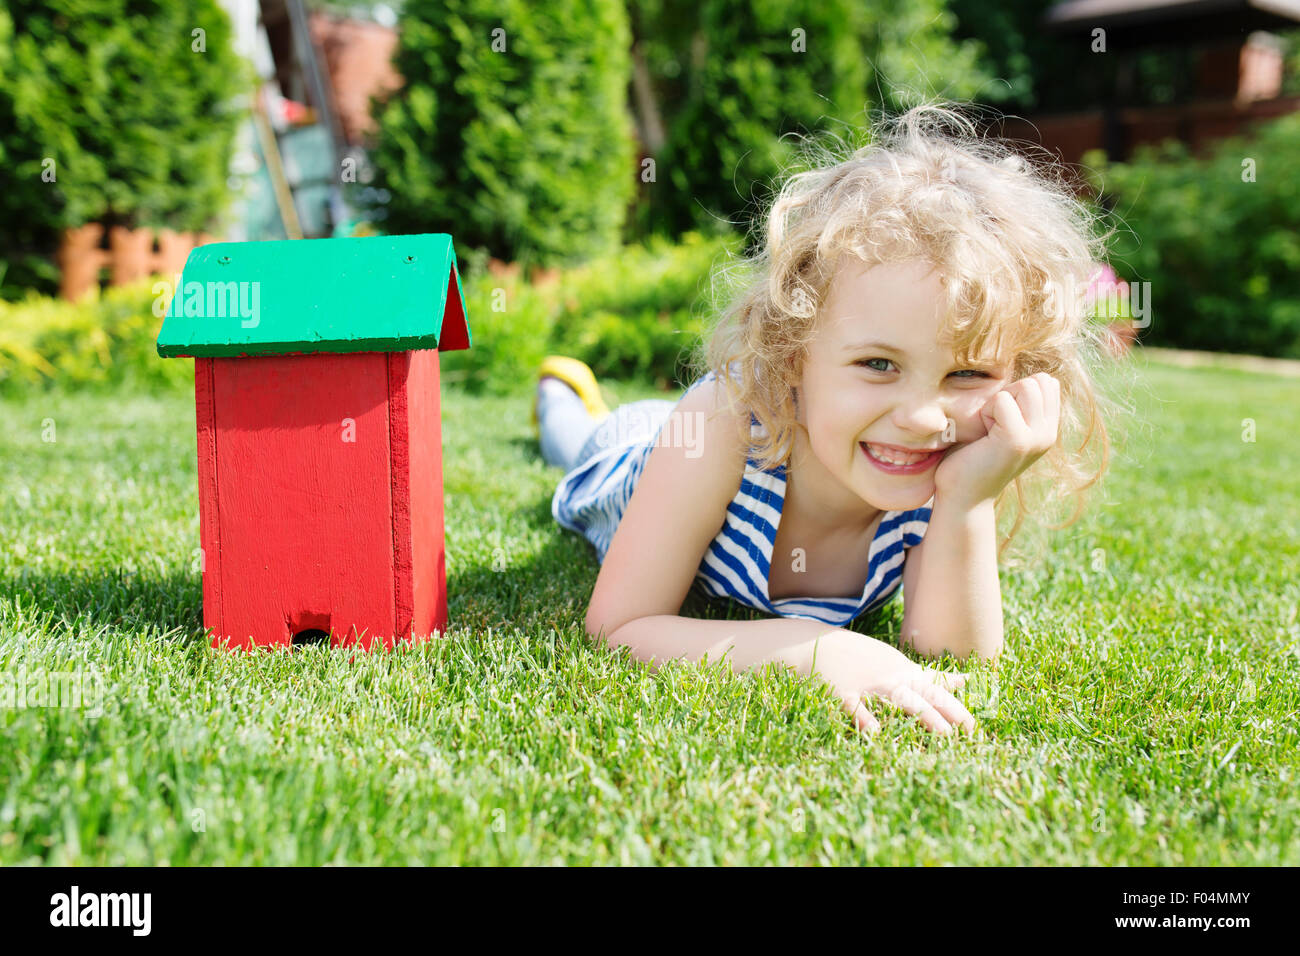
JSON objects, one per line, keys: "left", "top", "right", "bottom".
{"left": 533, "top": 104, "right": 1115, "bottom": 740}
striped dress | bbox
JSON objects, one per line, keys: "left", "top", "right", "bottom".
{"left": 551, "top": 370, "right": 934, "bottom": 626}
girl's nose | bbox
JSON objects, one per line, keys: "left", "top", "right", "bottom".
{"left": 892, "top": 395, "right": 952, "bottom": 438}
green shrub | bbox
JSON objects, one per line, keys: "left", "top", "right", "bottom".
{"left": 1086, "top": 113, "right": 1300, "bottom": 358}
{"left": 0, "top": 0, "right": 253, "bottom": 301}
{"left": 0, "top": 282, "right": 192, "bottom": 397}
{"left": 641, "top": 0, "right": 991, "bottom": 241}
{"left": 0, "top": 234, "right": 735, "bottom": 398}
{"left": 437, "top": 270, "right": 555, "bottom": 396}
{"left": 367, "top": 0, "right": 636, "bottom": 268}
{"left": 440, "top": 231, "right": 738, "bottom": 393}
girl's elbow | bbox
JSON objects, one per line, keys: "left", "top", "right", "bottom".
{"left": 960, "top": 629, "right": 1005, "bottom": 663}
{"left": 583, "top": 602, "right": 617, "bottom": 646}
{"left": 585, "top": 606, "right": 644, "bottom": 654}
{"left": 968, "top": 634, "right": 1005, "bottom": 662}
{"left": 903, "top": 627, "right": 1004, "bottom": 663}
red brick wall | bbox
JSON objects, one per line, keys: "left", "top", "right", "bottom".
{"left": 57, "top": 225, "right": 220, "bottom": 301}
{"left": 308, "top": 13, "right": 403, "bottom": 147}
{"left": 993, "top": 95, "right": 1300, "bottom": 182}
{"left": 990, "top": 35, "right": 1296, "bottom": 179}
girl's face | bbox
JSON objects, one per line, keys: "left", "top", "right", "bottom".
{"left": 795, "top": 257, "right": 1012, "bottom": 514}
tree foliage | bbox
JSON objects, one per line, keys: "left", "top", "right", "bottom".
{"left": 0, "top": 0, "right": 252, "bottom": 298}
{"left": 631, "top": 0, "right": 993, "bottom": 241}
{"left": 367, "top": 0, "right": 637, "bottom": 268}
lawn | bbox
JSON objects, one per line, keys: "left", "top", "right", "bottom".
{"left": 1, "top": 353, "right": 1297, "bottom": 865}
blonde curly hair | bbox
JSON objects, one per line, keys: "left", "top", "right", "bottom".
{"left": 689, "top": 101, "right": 1135, "bottom": 562}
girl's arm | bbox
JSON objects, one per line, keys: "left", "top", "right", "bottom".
{"left": 584, "top": 377, "right": 750, "bottom": 645}
{"left": 899, "top": 498, "right": 1004, "bottom": 662}
{"left": 594, "top": 613, "right": 844, "bottom": 675}
{"left": 594, "top": 612, "right": 973, "bottom": 738}
{"left": 580, "top": 381, "right": 843, "bottom": 682}
{"left": 585, "top": 378, "right": 972, "bottom": 735}
{"left": 900, "top": 371, "right": 1063, "bottom": 662}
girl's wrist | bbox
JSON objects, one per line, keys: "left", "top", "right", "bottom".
{"left": 931, "top": 485, "right": 1000, "bottom": 517}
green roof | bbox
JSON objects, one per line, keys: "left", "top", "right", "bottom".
{"left": 156, "top": 233, "right": 471, "bottom": 358}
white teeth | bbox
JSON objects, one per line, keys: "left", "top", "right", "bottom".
{"left": 865, "top": 443, "right": 930, "bottom": 465}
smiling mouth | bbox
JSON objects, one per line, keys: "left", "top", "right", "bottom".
{"left": 860, "top": 442, "right": 946, "bottom": 471}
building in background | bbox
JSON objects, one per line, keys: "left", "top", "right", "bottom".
{"left": 218, "top": 1, "right": 1300, "bottom": 235}
{"left": 987, "top": 0, "right": 1300, "bottom": 171}
{"left": 219, "top": 0, "right": 401, "bottom": 241}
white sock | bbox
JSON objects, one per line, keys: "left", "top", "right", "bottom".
{"left": 538, "top": 376, "right": 577, "bottom": 399}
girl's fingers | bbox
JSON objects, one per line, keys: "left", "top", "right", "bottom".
{"left": 840, "top": 693, "right": 881, "bottom": 738}
{"left": 878, "top": 683, "right": 953, "bottom": 735}
{"left": 990, "top": 390, "right": 1037, "bottom": 456}
{"left": 991, "top": 389, "right": 1030, "bottom": 438}
{"left": 1023, "top": 375, "right": 1045, "bottom": 423}
{"left": 925, "top": 668, "right": 970, "bottom": 691}
{"left": 911, "top": 678, "right": 976, "bottom": 734}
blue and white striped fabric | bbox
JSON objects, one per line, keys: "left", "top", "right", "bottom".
{"left": 551, "top": 370, "right": 934, "bottom": 627}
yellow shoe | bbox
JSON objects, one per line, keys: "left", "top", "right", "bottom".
{"left": 532, "top": 355, "right": 610, "bottom": 433}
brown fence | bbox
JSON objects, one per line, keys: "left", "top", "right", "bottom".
{"left": 57, "top": 224, "right": 220, "bottom": 301}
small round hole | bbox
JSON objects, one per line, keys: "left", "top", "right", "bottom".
{"left": 292, "top": 628, "right": 330, "bottom": 647}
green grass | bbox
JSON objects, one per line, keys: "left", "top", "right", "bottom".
{"left": 1, "top": 354, "right": 1298, "bottom": 864}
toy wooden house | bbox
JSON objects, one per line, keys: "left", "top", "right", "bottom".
{"left": 156, "top": 233, "right": 471, "bottom": 651}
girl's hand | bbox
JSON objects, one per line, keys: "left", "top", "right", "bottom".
{"left": 934, "top": 372, "right": 1061, "bottom": 510}
{"left": 811, "top": 631, "right": 975, "bottom": 738}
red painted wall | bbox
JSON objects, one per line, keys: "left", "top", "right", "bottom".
{"left": 193, "top": 350, "right": 446, "bottom": 651}
{"left": 402, "top": 349, "right": 448, "bottom": 643}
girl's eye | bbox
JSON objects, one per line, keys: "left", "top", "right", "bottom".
{"left": 855, "top": 358, "right": 992, "bottom": 379}
{"left": 855, "top": 358, "right": 894, "bottom": 372}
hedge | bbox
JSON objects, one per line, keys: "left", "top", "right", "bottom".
{"left": 366, "top": 0, "right": 637, "bottom": 269}
{"left": 1085, "top": 112, "right": 1300, "bottom": 358}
